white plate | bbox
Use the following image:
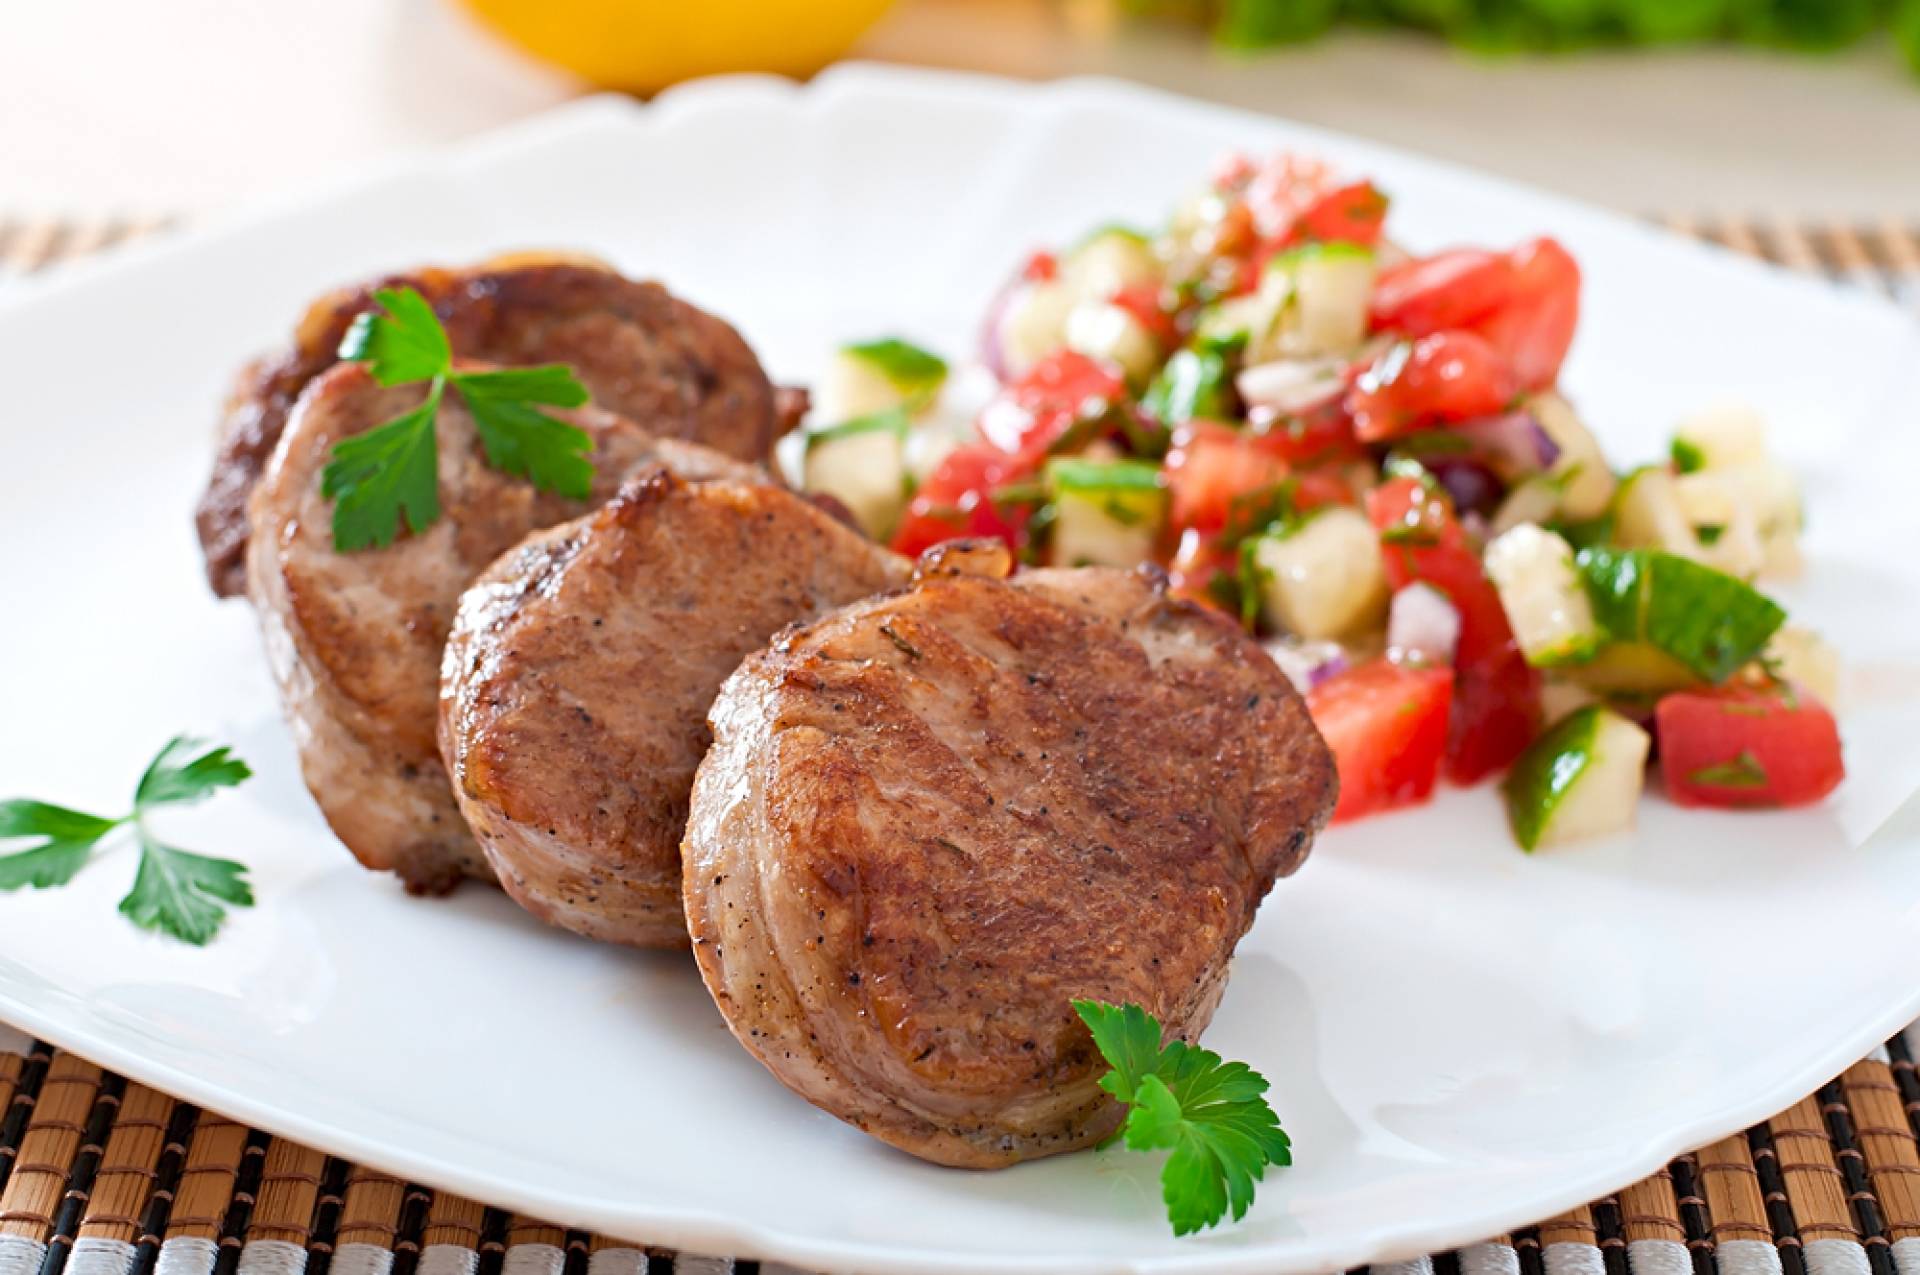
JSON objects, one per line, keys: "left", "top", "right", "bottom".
{"left": 2, "top": 64, "right": 1919, "bottom": 1275}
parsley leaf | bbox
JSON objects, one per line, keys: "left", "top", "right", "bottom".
{"left": 135, "top": 737, "right": 253, "bottom": 808}
{"left": 119, "top": 831, "right": 255, "bottom": 946}
{"left": 0, "top": 800, "right": 122, "bottom": 889}
{"left": 1687, "top": 750, "right": 1769, "bottom": 790}
{"left": 321, "top": 388, "right": 444, "bottom": 550}
{"left": 454, "top": 367, "right": 594, "bottom": 501}
{"left": 327, "top": 287, "right": 595, "bottom": 551}
{"left": 1074, "top": 999, "right": 1292, "bottom": 1236}
{"left": 0, "top": 737, "right": 254, "bottom": 944}
{"left": 340, "top": 287, "right": 451, "bottom": 385}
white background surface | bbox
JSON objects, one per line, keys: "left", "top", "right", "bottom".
{"left": 4, "top": 0, "right": 1919, "bottom": 219}
{"left": 0, "top": 66, "right": 1918, "bottom": 1275}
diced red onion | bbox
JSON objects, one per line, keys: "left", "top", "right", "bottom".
{"left": 1427, "top": 457, "right": 1504, "bottom": 519}
{"left": 1388, "top": 583, "right": 1460, "bottom": 667}
{"left": 1263, "top": 638, "right": 1348, "bottom": 696}
{"left": 1453, "top": 411, "right": 1560, "bottom": 480}
{"left": 977, "top": 275, "right": 1026, "bottom": 383}
{"left": 1236, "top": 357, "right": 1347, "bottom": 417}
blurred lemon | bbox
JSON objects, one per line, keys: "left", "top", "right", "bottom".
{"left": 458, "top": 0, "right": 898, "bottom": 92}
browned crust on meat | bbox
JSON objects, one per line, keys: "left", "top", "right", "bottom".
{"left": 438, "top": 472, "right": 908, "bottom": 947}
{"left": 245, "top": 359, "right": 763, "bottom": 893}
{"left": 201, "top": 259, "right": 777, "bottom": 597}
{"left": 682, "top": 561, "right": 1335, "bottom": 1167}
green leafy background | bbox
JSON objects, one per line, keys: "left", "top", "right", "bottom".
{"left": 1126, "top": 0, "right": 1920, "bottom": 73}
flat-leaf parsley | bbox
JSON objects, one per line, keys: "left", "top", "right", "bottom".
{"left": 1073, "top": 999, "right": 1292, "bottom": 1236}
{"left": 323, "top": 287, "right": 594, "bottom": 551}
{"left": 0, "top": 737, "right": 254, "bottom": 944}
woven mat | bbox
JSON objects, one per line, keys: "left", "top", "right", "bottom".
{"left": 0, "top": 215, "right": 1917, "bottom": 1275}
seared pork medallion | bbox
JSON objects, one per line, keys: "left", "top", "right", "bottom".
{"left": 682, "top": 543, "right": 1336, "bottom": 1167}
{"left": 247, "top": 359, "right": 762, "bottom": 894}
{"left": 439, "top": 472, "right": 910, "bottom": 948}
{"left": 200, "top": 259, "right": 779, "bottom": 597}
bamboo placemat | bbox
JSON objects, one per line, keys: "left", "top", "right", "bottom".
{"left": 0, "top": 214, "right": 1916, "bottom": 1275}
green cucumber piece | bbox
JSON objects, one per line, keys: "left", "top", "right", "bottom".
{"left": 1045, "top": 458, "right": 1166, "bottom": 568}
{"left": 802, "top": 408, "right": 911, "bottom": 540}
{"left": 1142, "top": 349, "right": 1233, "bottom": 426}
{"left": 1574, "top": 546, "right": 1786, "bottom": 683}
{"left": 841, "top": 338, "right": 948, "bottom": 397}
{"left": 1502, "top": 706, "right": 1652, "bottom": 852}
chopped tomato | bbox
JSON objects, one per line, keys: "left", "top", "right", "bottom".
{"left": 1167, "top": 528, "right": 1237, "bottom": 612}
{"left": 1292, "top": 180, "right": 1390, "bottom": 249}
{"left": 976, "top": 350, "right": 1128, "bottom": 470}
{"left": 1370, "top": 249, "right": 1514, "bottom": 336}
{"left": 1021, "top": 250, "right": 1058, "bottom": 283}
{"left": 1347, "top": 332, "right": 1518, "bottom": 442}
{"left": 1247, "top": 401, "right": 1366, "bottom": 468}
{"left": 1656, "top": 684, "right": 1844, "bottom": 809}
{"left": 1308, "top": 659, "right": 1455, "bottom": 822}
{"left": 1369, "top": 239, "right": 1580, "bottom": 391}
{"left": 1472, "top": 237, "right": 1580, "bottom": 391}
{"left": 1108, "top": 284, "right": 1180, "bottom": 349}
{"left": 1163, "top": 421, "right": 1292, "bottom": 536}
{"left": 890, "top": 443, "right": 1033, "bottom": 559}
{"left": 1366, "top": 478, "right": 1541, "bottom": 783}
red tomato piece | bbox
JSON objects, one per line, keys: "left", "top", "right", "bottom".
{"left": 1166, "top": 527, "right": 1237, "bottom": 613}
{"left": 1308, "top": 659, "right": 1456, "bottom": 823}
{"left": 1108, "top": 284, "right": 1179, "bottom": 349}
{"left": 1162, "top": 421, "right": 1292, "bottom": 537}
{"left": 1347, "top": 332, "right": 1519, "bottom": 442}
{"left": 1248, "top": 401, "right": 1366, "bottom": 468}
{"left": 1021, "top": 250, "right": 1058, "bottom": 283}
{"left": 976, "top": 350, "right": 1128, "bottom": 470}
{"left": 890, "top": 443, "right": 1032, "bottom": 559}
{"left": 1370, "top": 249, "right": 1515, "bottom": 336}
{"left": 1293, "top": 180, "right": 1390, "bottom": 248}
{"left": 1370, "top": 239, "right": 1580, "bottom": 392}
{"left": 1366, "top": 478, "right": 1542, "bottom": 783}
{"left": 1656, "top": 684, "right": 1844, "bottom": 809}
{"left": 1472, "top": 237, "right": 1580, "bottom": 391}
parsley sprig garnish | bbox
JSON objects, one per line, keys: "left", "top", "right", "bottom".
{"left": 323, "top": 287, "right": 595, "bottom": 550}
{"left": 1074, "top": 1000, "right": 1292, "bottom": 1236}
{"left": 0, "top": 738, "right": 254, "bottom": 945}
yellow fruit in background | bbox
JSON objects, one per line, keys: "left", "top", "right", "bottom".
{"left": 457, "top": 0, "right": 899, "bottom": 92}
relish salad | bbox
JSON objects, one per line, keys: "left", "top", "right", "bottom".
{"left": 782, "top": 153, "right": 1843, "bottom": 851}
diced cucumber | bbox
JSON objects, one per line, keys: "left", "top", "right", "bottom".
{"left": 1673, "top": 470, "right": 1765, "bottom": 579}
{"left": 992, "top": 280, "right": 1076, "bottom": 379}
{"left": 802, "top": 410, "right": 910, "bottom": 540}
{"left": 814, "top": 338, "right": 949, "bottom": 426}
{"left": 1063, "top": 300, "right": 1160, "bottom": 385}
{"left": 1143, "top": 349, "right": 1233, "bottom": 426}
{"left": 1540, "top": 676, "right": 1600, "bottom": 725}
{"left": 1484, "top": 524, "right": 1605, "bottom": 666}
{"left": 1061, "top": 225, "right": 1161, "bottom": 301}
{"left": 1503, "top": 706, "right": 1651, "bottom": 852}
{"left": 1764, "top": 625, "right": 1841, "bottom": 705}
{"left": 1528, "top": 392, "right": 1617, "bottom": 521}
{"left": 1252, "top": 506, "right": 1388, "bottom": 640}
{"left": 1267, "top": 243, "right": 1376, "bottom": 358}
{"left": 1574, "top": 546, "right": 1787, "bottom": 683}
{"left": 1193, "top": 293, "right": 1268, "bottom": 354}
{"left": 1045, "top": 458, "right": 1167, "bottom": 568}
{"left": 1672, "top": 403, "right": 1768, "bottom": 471}
{"left": 1490, "top": 475, "right": 1566, "bottom": 539}
{"left": 1568, "top": 641, "right": 1701, "bottom": 696}
{"left": 1611, "top": 466, "right": 1699, "bottom": 556}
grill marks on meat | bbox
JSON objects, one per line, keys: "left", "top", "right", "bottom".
{"left": 681, "top": 553, "right": 1335, "bottom": 1167}
{"left": 200, "top": 260, "right": 778, "bottom": 597}
{"left": 246, "top": 359, "right": 762, "bottom": 894}
{"left": 438, "top": 473, "right": 910, "bottom": 948}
